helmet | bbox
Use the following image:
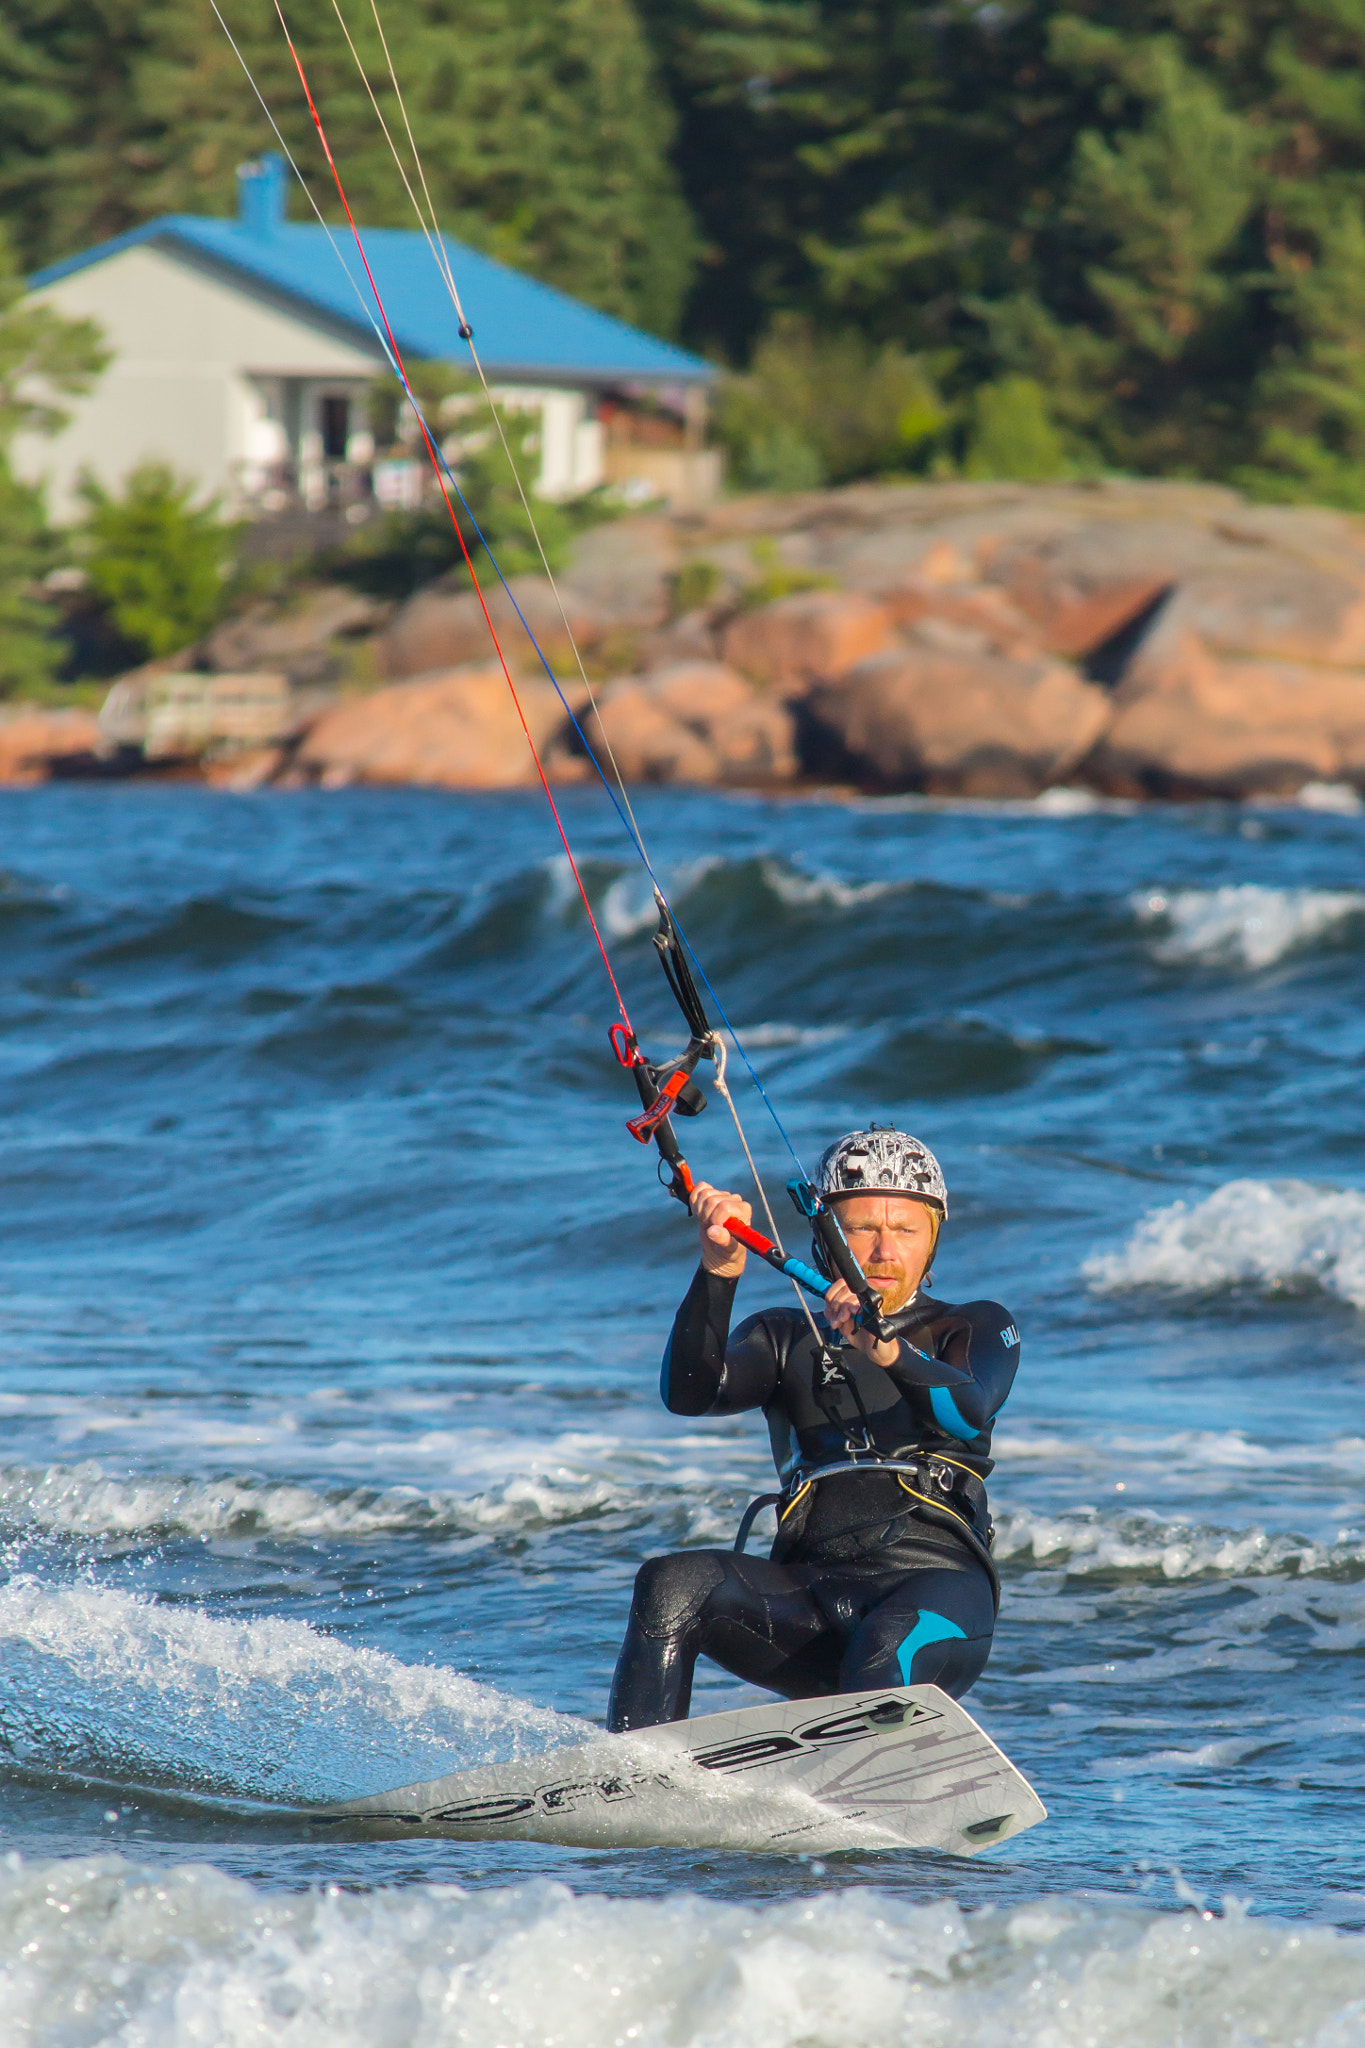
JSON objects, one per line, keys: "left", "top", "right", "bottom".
{"left": 813, "top": 1127, "right": 948, "bottom": 1217}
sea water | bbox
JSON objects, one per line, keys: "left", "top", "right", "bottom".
{"left": 3, "top": 781, "right": 1365, "bottom": 2045}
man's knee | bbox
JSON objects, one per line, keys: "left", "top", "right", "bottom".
{"left": 897, "top": 1614, "right": 992, "bottom": 1696}
{"left": 630, "top": 1550, "right": 727, "bottom": 1639}
{"left": 843, "top": 1570, "right": 996, "bottom": 1698}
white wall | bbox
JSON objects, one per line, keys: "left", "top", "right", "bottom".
{"left": 488, "top": 385, "right": 604, "bottom": 498}
{"left": 13, "top": 243, "right": 380, "bottom": 522}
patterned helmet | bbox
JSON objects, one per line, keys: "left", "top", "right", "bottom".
{"left": 813, "top": 1127, "right": 948, "bottom": 1217}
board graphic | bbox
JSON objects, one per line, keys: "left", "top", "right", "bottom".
{"left": 312, "top": 1684, "right": 1046, "bottom": 1855}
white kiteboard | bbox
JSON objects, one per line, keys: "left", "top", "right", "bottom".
{"left": 312, "top": 1685, "right": 1045, "bottom": 1856}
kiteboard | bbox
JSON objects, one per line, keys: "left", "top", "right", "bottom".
{"left": 311, "top": 1684, "right": 1045, "bottom": 1856}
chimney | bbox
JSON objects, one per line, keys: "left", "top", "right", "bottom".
{"left": 237, "top": 153, "right": 286, "bottom": 236}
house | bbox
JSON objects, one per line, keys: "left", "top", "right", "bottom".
{"left": 15, "top": 154, "right": 718, "bottom": 524}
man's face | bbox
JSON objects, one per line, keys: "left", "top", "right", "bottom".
{"left": 831, "top": 1193, "right": 938, "bottom": 1313}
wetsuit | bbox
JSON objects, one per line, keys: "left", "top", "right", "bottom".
{"left": 607, "top": 1268, "right": 1020, "bottom": 1732}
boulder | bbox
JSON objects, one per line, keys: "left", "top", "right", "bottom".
{"left": 989, "top": 560, "right": 1171, "bottom": 660}
{"left": 378, "top": 575, "right": 604, "bottom": 681}
{"left": 637, "top": 608, "right": 722, "bottom": 672}
{"left": 876, "top": 578, "right": 1039, "bottom": 653}
{"left": 0, "top": 706, "right": 102, "bottom": 784}
{"left": 297, "top": 665, "right": 576, "bottom": 789}
{"left": 576, "top": 663, "right": 797, "bottom": 786}
{"left": 558, "top": 516, "right": 681, "bottom": 629}
{"left": 804, "top": 647, "right": 1110, "bottom": 795}
{"left": 1091, "top": 624, "right": 1365, "bottom": 796}
{"left": 723, "top": 590, "right": 896, "bottom": 689}
{"left": 1128, "top": 560, "right": 1365, "bottom": 666}
{"left": 647, "top": 662, "right": 797, "bottom": 781}
{"left": 201, "top": 585, "right": 385, "bottom": 683}
{"left": 577, "top": 679, "right": 719, "bottom": 785}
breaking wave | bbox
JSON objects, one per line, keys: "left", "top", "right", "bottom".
{"left": 0, "top": 1862, "right": 1361, "bottom": 2048}
{"left": 0, "top": 1578, "right": 584, "bottom": 1805}
{"left": 1135, "top": 883, "right": 1365, "bottom": 969}
{"left": 0, "top": 1454, "right": 748, "bottom": 1549}
{"left": 993, "top": 1503, "right": 1365, "bottom": 1581}
{"left": 1083, "top": 1178, "right": 1365, "bottom": 1307}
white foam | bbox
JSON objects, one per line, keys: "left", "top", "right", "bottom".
{"left": 1135, "top": 883, "right": 1365, "bottom": 968}
{"left": 719, "top": 1022, "right": 847, "bottom": 1052}
{"left": 0, "top": 1449, "right": 755, "bottom": 1549}
{"left": 0, "top": 1862, "right": 1361, "bottom": 2048}
{"left": 598, "top": 860, "right": 719, "bottom": 940}
{"left": 761, "top": 858, "right": 895, "bottom": 910}
{"left": 0, "top": 1578, "right": 585, "bottom": 1803}
{"left": 1032, "top": 785, "right": 1108, "bottom": 816}
{"left": 1297, "top": 781, "right": 1364, "bottom": 814}
{"left": 1083, "top": 1177, "right": 1365, "bottom": 1307}
{"left": 993, "top": 1502, "right": 1365, "bottom": 1580}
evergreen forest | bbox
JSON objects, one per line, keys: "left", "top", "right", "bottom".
{"left": 6, "top": 0, "right": 1365, "bottom": 501}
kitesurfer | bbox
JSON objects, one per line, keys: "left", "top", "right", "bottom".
{"left": 607, "top": 1128, "right": 1019, "bottom": 1732}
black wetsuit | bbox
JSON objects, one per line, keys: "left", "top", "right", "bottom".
{"left": 607, "top": 1268, "right": 1021, "bottom": 1731}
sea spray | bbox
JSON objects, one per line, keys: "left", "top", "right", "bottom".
{"left": 0, "top": 1859, "right": 1361, "bottom": 2048}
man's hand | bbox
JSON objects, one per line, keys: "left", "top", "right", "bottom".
{"left": 690, "top": 1182, "right": 752, "bottom": 1279}
{"left": 824, "top": 1278, "right": 899, "bottom": 1367}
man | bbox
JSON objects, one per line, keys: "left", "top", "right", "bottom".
{"left": 607, "top": 1127, "right": 1020, "bottom": 1732}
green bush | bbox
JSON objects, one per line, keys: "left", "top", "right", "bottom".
{"left": 341, "top": 384, "right": 609, "bottom": 598}
{"left": 78, "top": 464, "right": 237, "bottom": 661}
{"left": 716, "top": 317, "right": 948, "bottom": 490}
{"left": 961, "top": 377, "right": 1073, "bottom": 481}
{"left": 0, "top": 459, "right": 60, "bottom": 696}
{"left": 0, "top": 222, "right": 107, "bottom": 695}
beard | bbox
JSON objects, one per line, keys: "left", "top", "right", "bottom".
{"left": 864, "top": 1267, "right": 916, "bottom": 1314}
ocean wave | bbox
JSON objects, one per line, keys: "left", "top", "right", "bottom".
{"left": 1083, "top": 1178, "right": 1365, "bottom": 1308}
{"left": 994, "top": 1502, "right": 1365, "bottom": 1581}
{"left": 0, "top": 1578, "right": 585, "bottom": 1804}
{"left": 0, "top": 1452, "right": 750, "bottom": 1548}
{"left": 760, "top": 859, "right": 897, "bottom": 911}
{"left": 0, "top": 1862, "right": 1361, "bottom": 2047}
{"left": 1135, "top": 883, "right": 1365, "bottom": 969}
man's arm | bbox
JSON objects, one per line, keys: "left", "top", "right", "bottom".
{"left": 884, "top": 1302, "right": 1021, "bottom": 1442}
{"left": 659, "top": 1181, "right": 782, "bottom": 1416}
{"left": 661, "top": 1270, "right": 783, "bottom": 1414}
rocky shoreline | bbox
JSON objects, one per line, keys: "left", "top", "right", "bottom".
{"left": 10, "top": 478, "right": 1365, "bottom": 803}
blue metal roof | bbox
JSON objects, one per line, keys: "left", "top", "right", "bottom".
{"left": 30, "top": 213, "right": 714, "bottom": 386}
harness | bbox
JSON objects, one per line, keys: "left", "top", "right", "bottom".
{"left": 732, "top": 1450, "right": 1000, "bottom": 1612}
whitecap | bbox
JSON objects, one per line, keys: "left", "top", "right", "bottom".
{"left": 1031, "top": 785, "right": 1108, "bottom": 816}
{"left": 992, "top": 1501, "right": 1364, "bottom": 1580}
{"left": 1083, "top": 1177, "right": 1365, "bottom": 1307}
{"left": 1296, "top": 781, "right": 1364, "bottom": 815}
{"left": 1134, "top": 882, "right": 1365, "bottom": 969}
{"left": 0, "top": 1442, "right": 765, "bottom": 1548}
{"left": 598, "top": 859, "right": 719, "bottom": 941}
{"left": 0, "top": 1859, "right": 1362, "bottom": 2047}
{"left": 760, "top": 858, "right": 896, "bottom": 910}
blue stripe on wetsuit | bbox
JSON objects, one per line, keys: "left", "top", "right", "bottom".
{"left": 896, "top": 1610, "right": 966, "bottom": 1684}
{"left": 929, "top": 1384, "right": 979, "bottom": 1443}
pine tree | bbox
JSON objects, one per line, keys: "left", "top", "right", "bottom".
{"left": 0, "top": 223, "right": 107, "bottom": 693}
{"left": 0, "top": 0, "right": 697, "bottom": 334}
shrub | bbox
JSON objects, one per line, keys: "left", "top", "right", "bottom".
{"left": 0, "top": 460, "right": 60, "bottom": 696}
{"left": 716, "top": 316, "right": 947, "bottom": 489}
{"left": 961, "top": 377, "right": 1073, "bottom": 481}
{"left": 78, "top": 464, "right": 237, "bottom": 660}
